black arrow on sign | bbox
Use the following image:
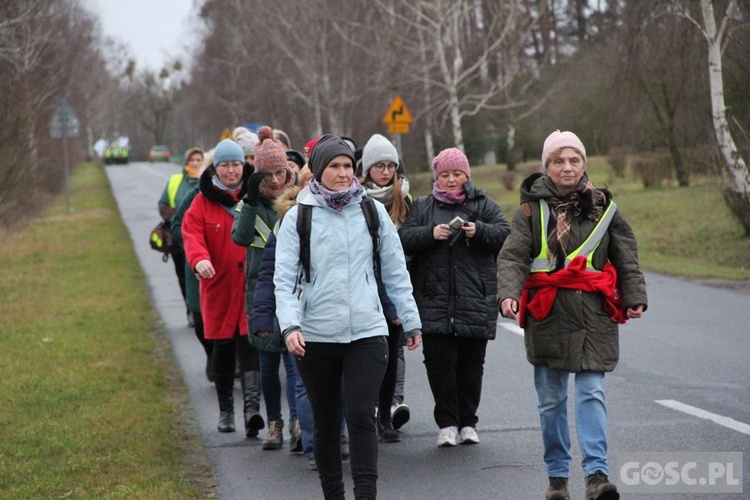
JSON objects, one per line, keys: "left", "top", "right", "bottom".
{"left": 392, "top": 106, "right": 404, "bottom": 122}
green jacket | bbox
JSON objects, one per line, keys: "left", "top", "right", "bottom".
{"left": 496, "top": 173, "right": 647, "bottom": 372}
{"left": 171, "top": 187, "right": 200, "bottom": 313}
{"left": 158, "top": 172, "right": 200, "bottom": 220}
{"left": 231, "top": 196, "right": 278, "bottom": 350}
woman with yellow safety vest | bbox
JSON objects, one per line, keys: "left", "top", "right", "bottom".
{"left": 232, "top": 126, "right": 297, "bottom": 450}
{"left": 158, "top": 147, "right": 204, "bottom": 324}
{"left": 497, "top": 130, "right": 647, "bottom": 500}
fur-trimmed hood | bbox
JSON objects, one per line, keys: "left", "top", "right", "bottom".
{"left": 273, "top": 165, "right": 313, "bottom": 218}
{"left": 198, "top": 162, "right": 252, "bottom": 207}
{"left": 273, "top": 184, "right": 302, "bottom": 219}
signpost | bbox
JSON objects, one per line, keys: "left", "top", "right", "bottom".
{"left": 50, "top": 99, "right": 80, "bottom": 213}
{"left": 382, "top": 96, "right": 413, "bottom": 160}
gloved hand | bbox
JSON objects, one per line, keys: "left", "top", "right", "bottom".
{"left": 243, "top": 172, "right": 265, "bottom": 206}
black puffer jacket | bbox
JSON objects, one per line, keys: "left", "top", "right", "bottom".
{"left": 399, "top": 180, "right": 510, "bottom": 339}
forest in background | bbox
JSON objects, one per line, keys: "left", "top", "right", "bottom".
{"left": 1, "top": 0, "right": 748, "bottom": 228}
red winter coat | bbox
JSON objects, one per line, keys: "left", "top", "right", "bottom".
{"left": 183, "top": 177, "right": 248, "bottom": 340}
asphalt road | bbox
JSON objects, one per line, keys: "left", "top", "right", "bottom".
{"left": 107, "top": 162, "right": 749, "bottom": 499}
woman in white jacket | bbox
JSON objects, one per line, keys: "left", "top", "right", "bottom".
{"left": 274, "top": 134, "right": 421, "bottom": 500}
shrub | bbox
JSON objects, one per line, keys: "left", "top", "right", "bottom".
{"left": 500, "top": 170, "right": 516, "bottom": 191}
{"left": 631, "top": 152, "right": 673, "bottom": 188}
{"left": 606, "top": 146, "right": 629, "bottom": 178}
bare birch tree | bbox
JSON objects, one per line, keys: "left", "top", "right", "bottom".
{"left": 671, "top": 0, "right": 750, "bottom": 232}
{"left": 376, "top": 0, "right": 538, "bottom": 152}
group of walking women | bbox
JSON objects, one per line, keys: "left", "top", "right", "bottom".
{"left": 158, "top": 127, "right": 646, "bottom": 500}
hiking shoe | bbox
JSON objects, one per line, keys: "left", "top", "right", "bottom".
{"left": 585, "top": 471, "right": 619, "bottom": 500}
{"left": 308, "top": 458, "right": 318, "bottom": 471}
{"left": 378, "top": 419, "right": 401, "bottom": 443}
{"left": 436, "top": 426, "right": 458, "bottom": 447}
{"left": 390, "top": 403, "right": 410, "bottom": 430}
{"left": 459, "top": 426, "right": 479, "bottom": 444}
{"left": 262, "top": 419, "right": 284, "bottom": 450}
{"left": 546, "top": 477, "right": 570, "bottom": 500}
{"left": 289, "top": 418, "right": 302, "bottom": 453}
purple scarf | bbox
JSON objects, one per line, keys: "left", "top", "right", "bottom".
{"left": 432, "top": 183, "right": 466, "bottom": 205}
{"left": 309, "top": 177, "right": 365, "bottom": 212}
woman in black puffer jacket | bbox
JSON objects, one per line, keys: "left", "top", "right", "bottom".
{"left": 399, "top": 148, "right": 510, "bottom": 448}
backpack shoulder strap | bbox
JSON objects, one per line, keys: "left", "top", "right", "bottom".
{"left": 297, "top": 198, "right": 382, "bottom": 284}
{"left": 296, "top": 204, "right": 312, "bottom": 283}
{"left": 361, "top": 196, "right": 382, "bottom": 281}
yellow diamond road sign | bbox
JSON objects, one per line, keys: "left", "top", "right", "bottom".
{"left": 382, "top": 96, "right": 413, "bottom": 125}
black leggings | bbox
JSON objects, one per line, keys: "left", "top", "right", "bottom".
{"left": 170, "top": 248, "right": 187, "bottom": 303}
{"left": 296, "top": 336, "right": 388, "bottom": 500}
{"left": 192, "top": 312, "right": 213, "bottom": 358}
{"left": 378, "top": 322, "right": 403, "bottom": 423}
{"left": 211, "top": 331, "right": 259, "bottom": 377}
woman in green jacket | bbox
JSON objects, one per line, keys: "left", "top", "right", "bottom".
{"left": 158, "top": 147, "right": 203, "bottom": 324}
{"left": 497, "top": 130, "right": 647, "bottom": 500}
{"left": 232, "top": 126, "right": 297, "bottom": 450}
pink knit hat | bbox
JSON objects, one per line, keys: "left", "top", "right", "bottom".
{"left": 542, "top": 130, "right": 586, "bottom": 168}
{"left": 431, "top": 148, "right": 471, "bottom": 179}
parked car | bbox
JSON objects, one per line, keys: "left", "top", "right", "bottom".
{"left": 149, "top": 145, "right": 171, "bottom": 163}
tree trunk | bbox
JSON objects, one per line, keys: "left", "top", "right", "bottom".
{"left": 667, "top": 118, "right": 688, "bottom": 187}
{"left": 449, "top": 89, "right": 464, "bottom": 152}
{"left": 701, "top": 0, "right": 750, "bottom": 233}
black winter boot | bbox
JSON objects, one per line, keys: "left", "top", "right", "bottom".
{"left": 240, "top": 371, "right": 264, "bottom": 438}
{"left": 214, "top": 373, "right": 235, "bottom": 433}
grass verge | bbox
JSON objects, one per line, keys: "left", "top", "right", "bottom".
{"left": 410, "top": 156, "right": 750, "bottom": 280}
{"left": 0, "top": 163, "right": 213, "bottom": 498}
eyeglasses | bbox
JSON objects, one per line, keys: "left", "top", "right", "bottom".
{"left": 216, "top": 162, "right": 243, "bottom": 171}
{"left": 263, "top": 169, "right": 288, "bottom": 181}
{"left": 371, "top": 162, "right": 397, "bottom": 172}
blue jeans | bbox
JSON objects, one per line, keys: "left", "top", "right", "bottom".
{"left": 534, "top": 366, "right": 608, "bottom": 477}
{"left": 259, "top": 350, "right": 297, "bottom": 422}
{"left": 295, "top": 369, "right": 314, "bottom": 460}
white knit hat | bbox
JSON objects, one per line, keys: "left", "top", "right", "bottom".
{"left": 361, "top": 134, "right": 399, "bottom": 177}
{"left": 542, "top": 130, "right": 586, "bottom": 168}
{"left": 236, "top": 132, "right": 259, "bottom": 157}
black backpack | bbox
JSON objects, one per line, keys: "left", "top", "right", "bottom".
{"left": 296, "top": 196, "right": 381, "bottom": 283}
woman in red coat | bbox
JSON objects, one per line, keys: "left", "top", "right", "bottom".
{"left": 183, "top": 138, "right": 264, "bottom": 437}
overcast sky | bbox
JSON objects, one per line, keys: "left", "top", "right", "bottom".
{"left": 84, "top": 0, "right": 202, "bottom": 71}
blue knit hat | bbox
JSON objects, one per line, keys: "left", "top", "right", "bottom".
{"left": 213, "top": 139, "right": 244, "bottom": 165}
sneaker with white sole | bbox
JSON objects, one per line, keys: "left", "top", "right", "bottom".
{"left": 459, "top": 426, "right": 479, "bottom": 444}
{"left": 436, "top": 426, "right": 458, "bottom": 447}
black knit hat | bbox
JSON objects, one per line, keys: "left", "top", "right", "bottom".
{"left": 308, "top": 134, "right": 356, "bottom": 180}
{"left": 286, "top": 149, "right": 305, "bottom": 170}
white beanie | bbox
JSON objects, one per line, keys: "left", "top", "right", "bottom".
{"left": 236, "top": 132, "right": 259, "bottom": 157}
{"left": 361, "top": 134, "right": 399, "bottom": 177}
